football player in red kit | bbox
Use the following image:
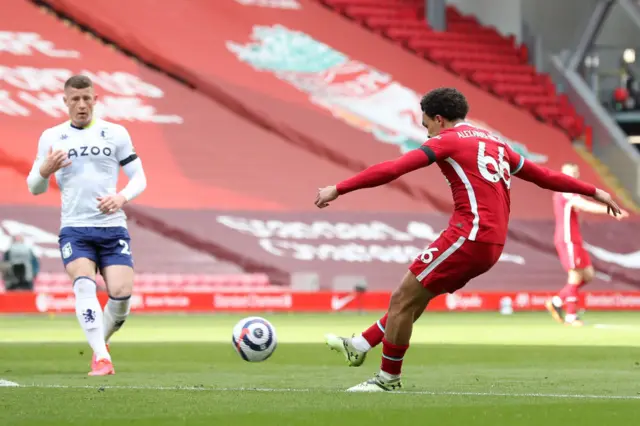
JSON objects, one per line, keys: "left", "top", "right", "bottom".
{"left": 315, "top": 88, "right": 622, "bottom": 392}
{"left": 545, "top": 163, "right": 628, "bottom": 326}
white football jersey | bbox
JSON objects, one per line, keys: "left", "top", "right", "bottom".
{"left": 28, "top": 119, "right": 137, "bottom": 228}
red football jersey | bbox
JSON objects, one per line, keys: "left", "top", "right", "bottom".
{"left": 422, "top": 123, "right": 523, "bottom": 245}
{"left": 552, "top": 192, "right": 582, "bottom": 244}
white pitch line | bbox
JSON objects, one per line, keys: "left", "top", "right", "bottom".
{"left": 9, "top": 383, "right": 640, "bottom": 400}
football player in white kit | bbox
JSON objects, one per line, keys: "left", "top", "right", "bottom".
{"left": 27, "top": 75, "right": 147, "bottom": 376}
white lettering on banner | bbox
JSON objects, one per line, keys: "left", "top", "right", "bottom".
{"left": 35, "top": 293, "right": 75, "bottom": 312}
{"left": 130, "top": 295, "right": 144, "bottom": 310}
{"left": 144, "top": 295, "right": 190, "bottom": 308}
{"left": 583, "top": 243, "right": 640, "bottom": 269}
{"left": 445, "top": 293, "right": 483, "bottom": 310}
{"left": 585, "top": 293, "right": 640, "bottom": 308}
{"left": 0, "top": 66, "right": 183, "bottom": 123}
{"left": 260, "top": 239, "right": 422, "bottom": 263}
{"left": 0, "top": 90, "right": 29, "bottom": 116}
{"left": 0, "top": 220, "right": 60, "bottom": 258}
{"left": 218, "top": 216, "right": 430, "bottom": 241}
{"left": 499, "top": 253, "right": 525, "bottom": 265}
{"left": 0, "top": 32, "right": 80, "bottom": 57}
{"left": 213, "top": 294, "right": 293, "bottom": 309}
{"left": 18, "top": 92, "right": 65, "bottom": 117}
{"left": 235, "top": 0, "right": 301, "bottom": 9}
{"left": 514, "top": 293, "right": 551, "bottom": 308}
{"left": 219, "top": 216, "right": 526, "bottom": 265}
{"left": 0, "top": 67, "right": 163, "bottom": 97}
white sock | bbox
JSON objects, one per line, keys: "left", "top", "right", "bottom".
{"left": 378, "top": 370, "right": 401, "bottom": 381}
{"left": 74, "top": 277, "right": 110, "bottom": 361}
{"left": 565, "top": 313, "right": 577, "bottom": 323}
{"left": 104, "top": 296, "right": 131, "bottom": 343}
{"left": 351, "top": 335, "right": 372, "bottom": 352}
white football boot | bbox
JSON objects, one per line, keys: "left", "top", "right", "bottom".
{"left": 346, "top": 374, "right": 403, "bottom": 392}
{"left": 325, "top": 333, "right": 367, "bottom": 367}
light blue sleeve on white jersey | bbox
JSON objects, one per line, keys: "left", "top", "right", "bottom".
{"left": 27, "top": 130, "right": 52, "bottom": 195}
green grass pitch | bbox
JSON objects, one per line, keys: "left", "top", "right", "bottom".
{"left": 2, "top": 312, "right": 640, "bottom": 425}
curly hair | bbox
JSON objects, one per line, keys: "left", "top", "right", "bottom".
{"left": 420, "top": 87, "right": 469, "bottom": 121}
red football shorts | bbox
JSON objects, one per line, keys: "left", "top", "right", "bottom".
{"left": 555, "top": 241, "right": 592, "bottom": 271}
{"left": 408, "top": 228, "right": 503, "bottom": 295}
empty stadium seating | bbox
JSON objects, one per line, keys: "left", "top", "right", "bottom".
{"left": 318, "top": 0, "right": 585, "bottom": 139}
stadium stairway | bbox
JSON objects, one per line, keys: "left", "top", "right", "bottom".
{"left": 317, "top": 0, "right": 585, "bottom": 141}
{"left": 574, "top": 145, "right": 640, "bottom": 213}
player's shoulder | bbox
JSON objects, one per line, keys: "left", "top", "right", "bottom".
{"left": 39, "top": 121, "right": 72, "bottom": 143}
{"left": 96, "top": 119, "right": 129, "bottom": 134}
{"left": 95, "top": 119, "right": 131, "bottom": 142}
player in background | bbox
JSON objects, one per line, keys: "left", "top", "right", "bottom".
{"left": 315, "top": 88, "right": 621, "bottom": 392}
{"left": 545, "top": 163, "right": 628, "bottom": 326}
{"left": 27, "top": 75, "right": 147, "bottom": 376}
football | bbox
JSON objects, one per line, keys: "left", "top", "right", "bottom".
{"left": 232, "top": 316, "right": 278, "bottom": 362}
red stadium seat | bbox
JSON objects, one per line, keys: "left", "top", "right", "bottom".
{"left": 492, "top": 83, "right": 553, "bottom": 98}
{"left": 427, "top": 49, "right": 522, "bottom": 65}
{"left": 406, "top": 31, "right": 514, "bottom": 46}
{"left": 324, "top": 0, "right": 577, "bottom": 136}
{"left": 365, "top": 17, "right": 430, "bottom": 31}
{"left": 470, "top": 72, "right": 536, "bottom": 86}
{"left": 514, "top": 94, "right": 559, "bottom": 109}
{"left": 323, "top": 0, "right": 423, "bottom": 8}
{"left": 449, "top": 61, "right": 536, "bottom": 76}
{"left": 343, "top": 6, "right": 419, "bottom": 21}
{"left": 409, "top": 39, "right": 518, "bottom": 57}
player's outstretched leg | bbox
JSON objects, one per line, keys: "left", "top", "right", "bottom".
{"left": 73, "top": 275, "right": 114, "bottom": 376}
{"left": 347, "top": 272, "right": 433, "bottom": 392}
{"left": 325, "top": 313, "right": 388, "bottom": 367}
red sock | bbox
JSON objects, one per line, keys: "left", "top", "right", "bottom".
{"left": 361, "top": 313, "right": 387, "bottom": 347}
{"left": 380, "top": 337, "right": 409, "bottom": 376}
{"left": 558, "top": 283, "right": 579, "bottom": 316}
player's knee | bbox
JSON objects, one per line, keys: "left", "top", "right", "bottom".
{"left": 73, "top": 276, "right": 97, "bottom": 298}
{"left": 66, "top": 259, "right": 97, "bottom": 282}
{"left": 108, "top": 285, "right": 132, "bottom": 299}
{"left": 582, "top": 267, "right": 595, "bottom": 283}
{"left": 567, "top": 270, "right": 582, "bottom": 285}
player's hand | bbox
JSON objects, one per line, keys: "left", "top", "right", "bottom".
{"left": 616, "top": 209, "right": 630, "bottom": 221}
{"left": 592, "top": 188, "right": 622, "bottom": 217}
{"left": 315, "top": 185, "right": 339, "bottom": 208}
{"left": 97, "top": 194, "right": 127, "bottom": 215}
{"left": 39, "top": 146, "right": 71, "bottom": 178}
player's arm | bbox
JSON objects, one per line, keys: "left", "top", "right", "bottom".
{"left": 27, "top": 131, "right": 70, "bottom": 195}
{"left": 115, "top": 127, "right": 147, "bottom": 203}
{"left": 570, "top": 195, "right": 629, "bottom": 218}
{"left": 315, "top": 145, "right": 436, "bottom": 208}
{"left": 119, "top": 157, "right": 147, "bottom": 203}
{"left": 97, "top": 127, "right": 147, "bottom": 214}
{"left": 508, "top": 146, "right": 622, "bottom": 216}
{"left": 338, "top": 148, "right": 433, "bottom": 194}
